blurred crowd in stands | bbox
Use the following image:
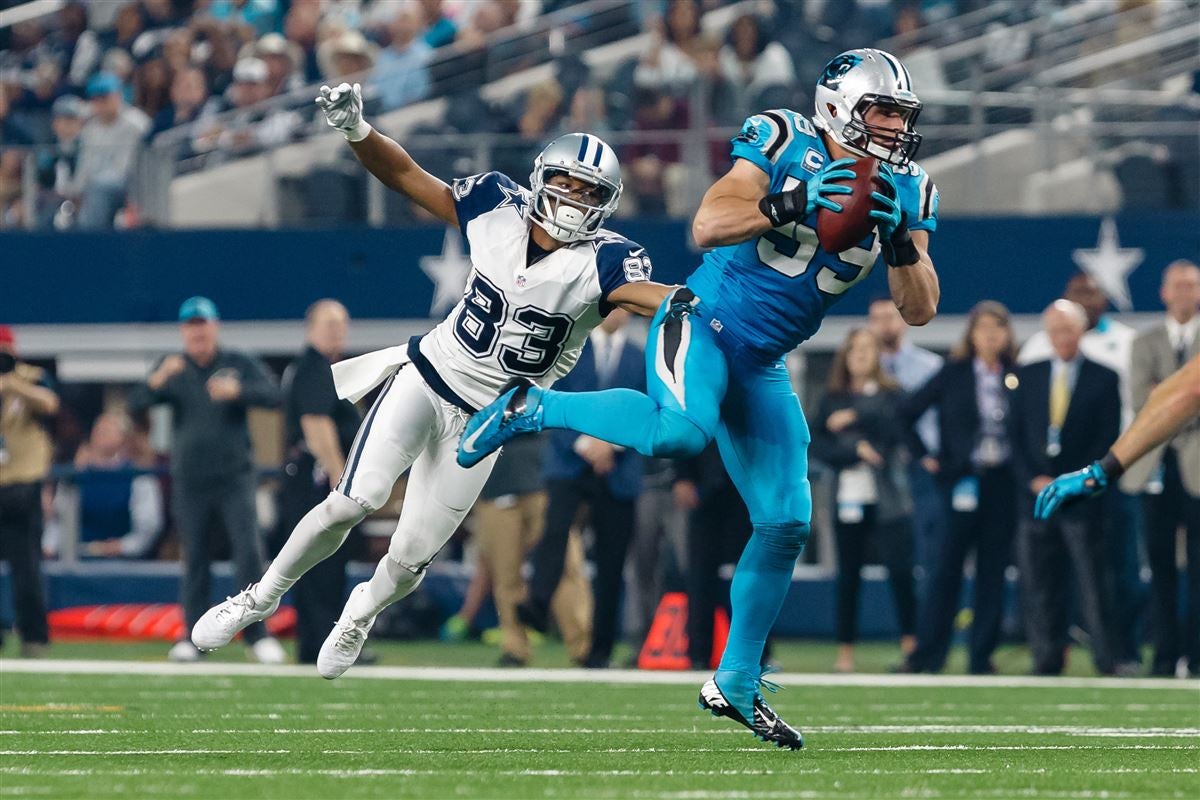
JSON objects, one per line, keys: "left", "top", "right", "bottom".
{"left": 0, "top": 0, "right": 1001, "bottom": 229}
{"left": 3, "top": 259, "right": 1198, "bottom": 675}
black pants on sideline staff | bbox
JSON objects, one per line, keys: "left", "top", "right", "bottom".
{"left": 1017, "top": 504, "right": 1115, "bottom": 675}
{"left": 834, "top": 508, "right": 917, "bottom": 645}
{"left": 909, "top": 466, "right": 1016, "bottom": 674}
{"left": 685, "top": 481, "right": 753, "bottom": 668}
{"left": 276, "top": 454, "right": 350, "bottom": 664}
{"left": 173, "top": 472, "right": 268, "bottom": 644}
{"left": 0, "top": 482, "right": 49, "bottom": 645}
{"left": 531, "top": 476, "right": 635, "bottom": 667}
{"left": 1143, "top": 448, "right": 1200, "bottom": 675}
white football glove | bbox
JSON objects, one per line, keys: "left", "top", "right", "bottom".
{"left": 316, "top": 82, "right": 371, "bottom": 142}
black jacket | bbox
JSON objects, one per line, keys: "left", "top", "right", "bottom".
{"left": 1008, "top": 357, "right": 1120, "bottom": 503}
{"left": 812, "top": 386, "right": 913, "bottom": 523}
{"left": 901, "top": 358, "right": 1019, "bottom": 486}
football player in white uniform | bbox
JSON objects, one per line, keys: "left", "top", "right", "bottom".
{"left": 191, "top": 82, "right": 672, "bottom": 678}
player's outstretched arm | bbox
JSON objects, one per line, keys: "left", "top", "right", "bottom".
{"left": 1111, "top": 352, "right": 1200, "bottom": 469}
{"left": 608, "top": 281, "right": 674, "bottom": 317}
{"left": 316, "top": 83, "right": 457, "bottom": 227}
{"left": 691, "top": 160, "right": 774, "bottom": 248}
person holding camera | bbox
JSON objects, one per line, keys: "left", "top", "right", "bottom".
{"left": 0, "top": 325, "right": 60, "bottom": 657}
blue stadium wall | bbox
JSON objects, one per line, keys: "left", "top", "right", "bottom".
{"left": 4, "top": 212, "right": 1199, "bottom": 323}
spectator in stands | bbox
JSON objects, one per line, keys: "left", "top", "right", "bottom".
{"left": 148, "top": 67, "right": 216, "bottom": 154}
{"left": 371, "top": 6, "right": 432, "bottom": 112}
{"left": 1126, "top": 260, "right": 1200, "bottom": 677}
{"left": 518, "top": 310, "right": 645, "bottom": 668}
{"left": 635, "top": 0, "right": 702, "bottom": 94}
{"left": 899, "top": 301, "right": 1020, "bottom": 675}
{"left": 1010, "top": 300, "right": 1120, "bottom": 675}
{"left": 868, "top": 297, "right": 944, "bottom": 582}
{"left": 129, "top": 296, "right": 285, "bottom": 664}
{"left": 1019, "top": 272, "right": 1142, "bottom": 672}
{"left": 132, "top": 46, "right": 172, "bottom": 119}
{"left": 105, "top": 3, "right": 146, "bottom": 61}
{"left": 34, "top": 96, "right": 86, "bottom": 230}
{"left": 162, "top": 27, "right": 194, "bottom": 77}
{"left": 473, "top": 435, "right": 592, "bottom": 667}
{"left": 192, "top": 18, "right": 242, "bottom": 98}
{"left": 455, "top": 1, "right": 507, "bottom": 51}
{"left": 554, "top": 85, "right": 612, "bottom": 141}
{"left": 319, "top": 30, "right": 378, "bottom": 83}
{"left": 251, "top": 33, "right": 306, "bottom": 97}
{"left": 283, "top": 1, "right": 323, "bottom": 83}
{"left": 0, "top": 324, "right": 60, "bottom": 658}
{"left": 624, "top": 86, "right": 687, "bottom": 217}
{"left": 278, "top": 300, "right": 363, "bottom": 665}
{"left": 206, "top": 0, "right": 281, "bottom": 37}
{"left": 68, "top": 412, "right": 164, "bottom": 560}
{"left": 214, "top": 57, "right": 300, "bottom": 156}
{"left": 418, "top": 0, "right": 458, "bottom": 49}
{"left": 69, "top": 72, "right": 149, "bottom": 230}
{"left": 718, "top": 13, "right": 795, "bottom": 122}
{"left": 812, "top": 328, "right": 917, "bottom": 673}
{"left": 677, "top": 443, "right": 755, "bottom": 671}
{"left": 49, "top": 2, "right": 101, "bottom": 92}
{"left": 495, "top": 79, "right": 563, "bottom": 180}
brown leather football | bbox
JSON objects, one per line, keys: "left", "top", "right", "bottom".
{"left": 816, "top": 156, "right": 881, "bottom": 253}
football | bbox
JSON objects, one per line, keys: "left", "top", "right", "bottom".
{"left": 816, "top": 156, "right": 882, "bottom": 253}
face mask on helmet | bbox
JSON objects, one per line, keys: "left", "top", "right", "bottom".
{"left": 837, "top": 96, "right": 922, "bottom": 166}
{"left": 529, "top": 167, "right": 620, "bottom": 243}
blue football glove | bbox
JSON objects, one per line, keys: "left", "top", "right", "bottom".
{"left": 869, "top": 166, "right": 919, "bottom": 267}
{"left": 1034, "top": 461, "right": 1110, "bottom": 520}
{"left": 758, "top": 157, "right": 856, "bottom": 227}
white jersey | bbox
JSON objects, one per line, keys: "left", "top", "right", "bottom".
{"left": 413, "top": 171, "right": 652, "bottom": 411}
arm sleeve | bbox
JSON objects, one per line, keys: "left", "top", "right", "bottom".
{"left": 450, "top": 171, "right": 523, "bottom": 238}
{"left": 237, "top": 354, "right": 281, "bottom": 408}
{"left": 120, "top": 474, "right": 163, "bottom": 558}
{"left": 595, "top": 236, "right": 653, "bottom": 312}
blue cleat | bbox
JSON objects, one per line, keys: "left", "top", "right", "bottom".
{"left": 698, "top": 673, "right": 804, "bottom": 750}
{"left": 457, "top": 378, "right": 545, "bottom": 468}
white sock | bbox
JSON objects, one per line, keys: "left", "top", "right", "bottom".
{"left": 346, "top": 558, "right": 424, "bottom": 623}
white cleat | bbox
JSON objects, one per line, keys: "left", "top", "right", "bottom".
{"left": 168, "top": 639, "right": 202, "bottom": 662}
{"left": 250, "top": 636, "right": 288, "bottom": 665}
{"left": 191, "top": 584, "right": 279, "bottom": 652}
{"left": 317, "top": 584, "right": 375, "bottom": 680}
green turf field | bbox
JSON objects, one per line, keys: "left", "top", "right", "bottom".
{"left": 2, "top": 656, "right": 1197, "bottom": 800}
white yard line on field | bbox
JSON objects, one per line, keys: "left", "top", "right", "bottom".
{"left": 2, "top": 659, "right": 1197, "bottom": 690}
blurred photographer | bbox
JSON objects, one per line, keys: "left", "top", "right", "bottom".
{"left": 0, "top": 325, "right": 60, "bottom": 657}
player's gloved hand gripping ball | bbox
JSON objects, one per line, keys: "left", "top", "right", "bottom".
{"left": 758, "top": 157, "right": 856, "bottom": 227}
{"left": 316, "top": 82, "right": 372, "bottom": 142}
{"left": 870, "top": 167, "right": 920, "bottom": 267}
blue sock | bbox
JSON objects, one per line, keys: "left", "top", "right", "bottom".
{"left": 715, "top": 522, "right": 810, "bottom": 716}
{"left": 540, "top": 389, "right": 708, "bottom": 458}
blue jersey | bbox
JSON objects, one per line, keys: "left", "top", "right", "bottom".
{"left": 687, "top": 109, "right": 939, "bottom": 362}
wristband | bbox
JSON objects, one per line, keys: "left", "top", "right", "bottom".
{"left": 759, "top": 190, "right": 802, "bottom": 228}
{"left": 344, "top": 120, "right": 372, "bottom": 143}
{"left": 1099, "top": 450, "right": 1125, "bottom": 482}
{"left": 882, "top": 226, "right": 919, "bottom": 267}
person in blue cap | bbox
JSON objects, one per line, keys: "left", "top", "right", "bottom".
{"left": 69, "top": 72, "right": 148, "bottom": 229}
{"left": 130, "top": 297, "right": 285, "bottom": 664}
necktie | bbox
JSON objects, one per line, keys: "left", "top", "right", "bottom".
{"left": 1177, "top": 334, "right": 1189, "bottom": 367}
{"left": 1049, "top": 366, "right": 1069, "bottom": 429}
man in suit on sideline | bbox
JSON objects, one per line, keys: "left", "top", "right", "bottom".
{"left": 1010, "top": 300, "right": 1121, "bottom": 675}
{"left": 517, "top": 309, "right": 645, "bottom": 668}
{"left": 1122, "top": 260, "right": 1200, "bottom": 677}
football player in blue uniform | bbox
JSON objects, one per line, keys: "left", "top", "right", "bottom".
{"left": 458, "top": 49, "right": 941, "bottom": 748}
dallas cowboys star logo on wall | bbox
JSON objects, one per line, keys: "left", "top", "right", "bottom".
{"left": 1072, "top": 217, "right": 1143, "bottom": 312}
{"left": 420, "top": 228, "right": 473, "bottom": 316}
{"left": 497, "top": 184, "right": 529, "bottom": 216}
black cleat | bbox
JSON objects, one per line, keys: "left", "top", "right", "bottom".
{"left": 698, "top": 678, "right": 804, "bottom": 750}
{"left": 515, "top": 600, "right": 549, "bottom": 634}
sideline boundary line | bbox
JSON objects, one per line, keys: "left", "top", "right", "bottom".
{"left": 2, "top": 659, "right": 1197, "bottom": 690}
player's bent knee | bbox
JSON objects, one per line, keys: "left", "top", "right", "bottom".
{"left": 317, "top": 491, "right": 371, "bottom": 529}
{"left": 650, "top": 410, "right": 710, "bottom": 458}
{"left": 753, "top": 521, "right": 810, "bottom": 559}
{"left": 339, "top": 470, "right": 394, "bottom": 515}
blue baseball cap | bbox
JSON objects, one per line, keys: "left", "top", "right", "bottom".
{"left": 178, "top": 296, "right": 220, "bottom": 322}
{"left": 86, "top": 72, "right": 122, "bottom": 98}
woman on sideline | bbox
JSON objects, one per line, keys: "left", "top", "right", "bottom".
{"left": 812, "top": 329, "right": 917, "bottom": 673}
{"left": 898, "top": 301, "right": 1020, "bottom": 675}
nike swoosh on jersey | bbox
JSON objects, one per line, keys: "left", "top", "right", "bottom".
{"left": 461, "top": 411, "right": 500, "bottom": 454}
